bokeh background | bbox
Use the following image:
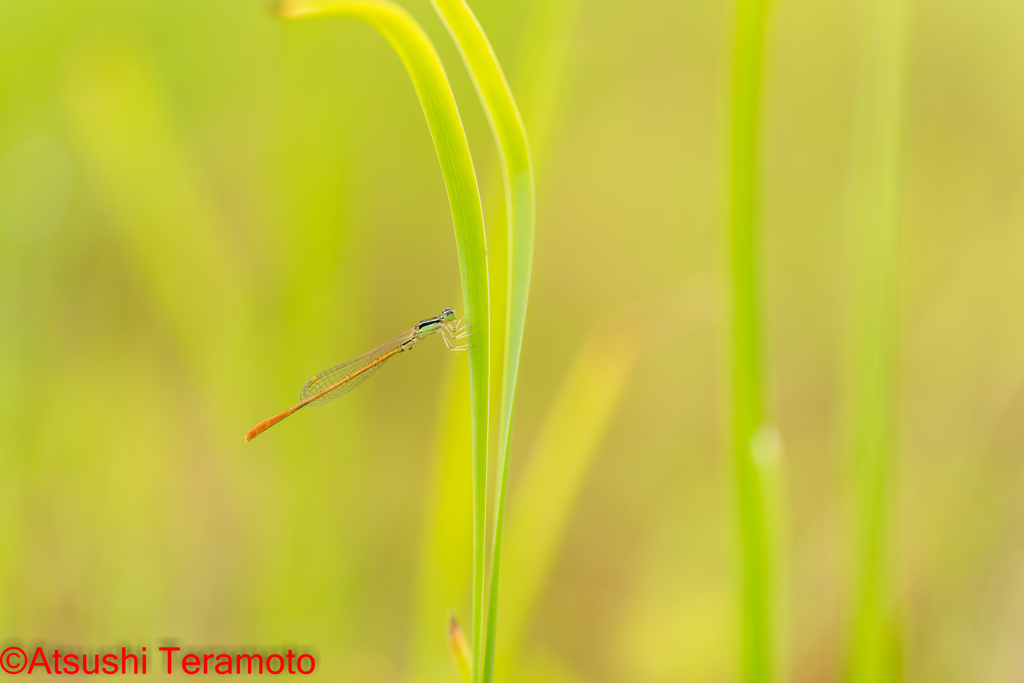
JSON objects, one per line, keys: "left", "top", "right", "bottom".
{"left": 2, "top": 0, "right": 1023, "bottom": 681}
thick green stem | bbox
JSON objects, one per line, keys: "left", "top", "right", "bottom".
{"left": 725, "top": 0, "right": 778, "bottom": 681}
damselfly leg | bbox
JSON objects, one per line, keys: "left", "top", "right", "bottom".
{"left": 442, "top": 318, "right": 470, "bottom": 351}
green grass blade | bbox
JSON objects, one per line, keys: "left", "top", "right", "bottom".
{"left": 845, "top": 0, "right": 908, "bottom": 680}
{"left": 425, "top": 2, "right": 534, "bottom": 681}
{"left": 409, "top": 358, "right": 473, "bottom": 683}
{"left": 477, "top": 0, "right": 577, "bottom": 485}
{"left": 506, "top": 0, "right": 580, "bottom": 170}
{"left": 276, "top": 0, "right": 490, "bottom": 668}
{"left": 724, "top": 0, "right": 779, "bottom": 681}
{"left": 497, "top": 319, "right": 640, "bottom": 673}
{"left": 410, "top": 2, "right": 577, "bottom": 678}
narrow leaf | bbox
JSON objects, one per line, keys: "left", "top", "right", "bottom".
{"left": 498, "top": 319, "right": 639, "bottom": 666}
{"left": 845, "top": 0, "right": 909, "bottom": 680}
{"left": 426, "top": 2, "right": 534, "bottom": 680}
{"left": 724, "top": 0, "right": 782, "bottom": 680}
{"left": 276, "top": 0, "right": 490, "bottom": 662}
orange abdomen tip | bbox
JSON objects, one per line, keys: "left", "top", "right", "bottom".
{"left": 245, "top": 406, "right": 297, "bottom": 442}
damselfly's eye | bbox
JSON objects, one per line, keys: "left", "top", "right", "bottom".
{"left": 443, "top": 308, "right": 455, "bottom": 321}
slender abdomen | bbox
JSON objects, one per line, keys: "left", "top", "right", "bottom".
{"left": 245, "top": 404, "right": 302, "bottom": 442}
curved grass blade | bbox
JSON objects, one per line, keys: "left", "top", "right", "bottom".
{"left": 426, "top": 2, "right": 534, "bottom": 680}
{"left": 409, "top": 3, "right": 579, "bottom": 679}
{"left": 275, "top": 0, "right": 490, "bottom": 662}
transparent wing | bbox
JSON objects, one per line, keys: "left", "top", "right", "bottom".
{"left": 300, "top": 329, "right": 415, "bottom": 407}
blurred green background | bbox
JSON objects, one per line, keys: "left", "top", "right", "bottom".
{"left": 1, "top": 0, "right": 1023, "bottom": 681}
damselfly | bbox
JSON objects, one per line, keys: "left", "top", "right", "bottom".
{"left": 245, "top": 308, "right": 467, "bottom": 442}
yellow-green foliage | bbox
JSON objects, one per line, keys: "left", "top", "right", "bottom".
{"left": 1, "top": 2, "right": 1022, "bottom": 682}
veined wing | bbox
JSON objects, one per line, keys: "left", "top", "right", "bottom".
{"left": 300, "top": 329, "right": 415, "bottom": 407}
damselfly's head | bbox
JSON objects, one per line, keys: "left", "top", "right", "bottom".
{"left": 441, "top": 308, "right": 456, "bottom": 323}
